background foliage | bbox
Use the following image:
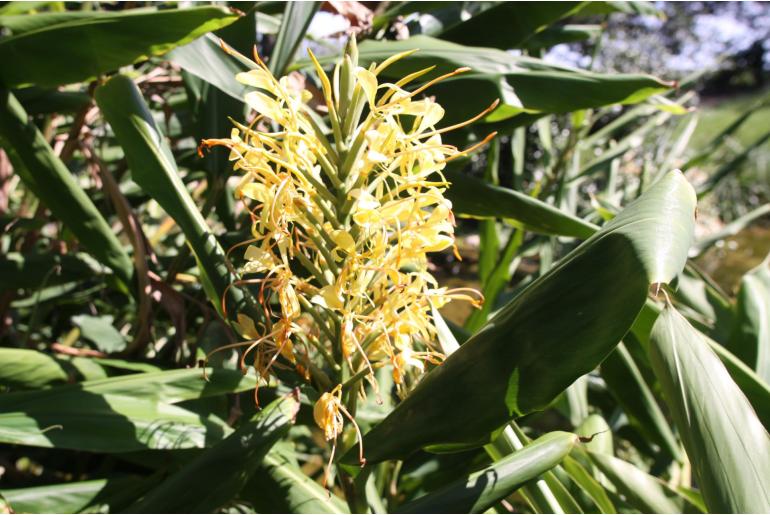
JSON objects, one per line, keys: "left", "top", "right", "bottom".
{"left": 0, "top": 1, "right": 768, "bottom": 514}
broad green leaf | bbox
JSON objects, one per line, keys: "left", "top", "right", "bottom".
{"left": 0, "top": 6, "right": 239, "bottom": 88}
{"left": 0, "top": 387, "right": 230, "bottom": 452}
{"left": 268, "top": 1, "right": 319, "bottom": 78}
{"left": 632, "top": 300, "right": 770, "bottom": 431}
{"left": 445, "top": 164, "right": 598, "bottom": 238}
{"left": 71, "top": 314, "right": 127, "bottom": 353}
{"left": 0, "top": 252, "right": 104, "bottom": 291}
{"left": 81, "top": 367, "right": 257, "bottom": 404}
{"left": 92, "top": 358, "right": 162, "bottom": 374}
{"left": 707, "top": 338, "right": 770, "bottom": 431}
{"left": 0, "top": 11, "right": 110, "bottom": 33}
{"left": 127, "top": 395, "right": 299, "bottom": 513}
{"left": 0, "top": 348, "right": 68, "bottom": 389}
{"left": 587, "top": 451, "right": 700, "bottom": 513}
{"left": 246, "top": 444, "right": 349, "bottom": 514}
{"left": 396, "top": 432, "right": 578, "bottom": 513}
{"left": 600, "top": 343, "right": 681, "bottom": 460}
{"left": 649, "top": 303, "right": 770, "bottom": 513}
{"left": 170, "top": 33, "right": 249, "bottom": 102}
{"left": 729, "top": 255, "right": 770, "bottom": 383}
{"left": 0, "top": 90, "right": 133, "bottom": 286}
{"left": 439, "top": 2, "right": 586, "bottom": 49}
{"left": 346, "top": 171, "right": 695, "bottom": 464}
{"left": 1, "top": 477, "right": 145, "bottom": 514}
{"left": 298, "top": 36, "right": 673, "bottom": 125}
{"left": 95, "top": 74, "right": 255, "bottom": 320}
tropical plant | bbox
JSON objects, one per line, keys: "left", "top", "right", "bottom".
{"left": 1, "top": 2, "right": 768, "bottom": 514}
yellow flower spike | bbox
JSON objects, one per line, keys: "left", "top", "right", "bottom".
{"left": 204, "top": 39, "right": 496, "bottom": 469}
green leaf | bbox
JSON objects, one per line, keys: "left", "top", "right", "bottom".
{"left": 0, "top": 387, "right": 230, "bottom": 452}
{"left": 0, "top": 348, "right": 69, "bottom": 389}
{"left": 632, "top": 300, "right": 770, "bottom": 431}
{"left": 729, "top": 255, "right": 770, "bottom": 383}
{"left": 268, "top": 1, "right": 319, "bottom": 78}
{"left": 80, "top": 367, "right": 257, "bottom": 404}
{"left": 0, "top": 90, "right": 133, "bottom": 286}
{"left": 561, "top": 455, "right": 616, "bottom": 514}
{"left": 649, "top": 303, "right": 770, "bottom": 513}
{"left": 396, "top": 432, "right": 578, "bottom": 513}
{"left": 600, "top": 343, "right": 681, "bottom": 460}
{"left": 95, "top": 74, "right": 254, "bottom": 320}
{"left": 439, "top": 2, "right": 586, "bottom": 49}
{"left": 346, "top": 171, "right": 695, "bottom": 464}
{"left": 587, "top": 451, "right": 700, "bottom": 513}
{"left": 706, "top": 338, "right": 770, "bottom": 431}
{"left": 300, "top": 36, "right": 672, "bottom": 126}
{"left": 71, "top": 314, "right": 127, "bottom": 354}
{"left": 445, "top": 164, "right": 598, "bottom": 239}
{"left": 0, "top": 6, "right": 239, "bottom": 88}
{"left": 127, "top": 394, "right": 299, "bottom": 513}
{"left": 1, "top": 477, "right": 145, "bottom": 514}
{"left": 246, "top": 444, "right": 349, "bottom": 514}
{"left": 169, "top": 33, "right": 249, "bottom": 101}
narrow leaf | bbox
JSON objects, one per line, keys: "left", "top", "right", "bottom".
{"left": 588, "top": 451, "right": 700, "bottom": 513}
{"left": 445, "top": 165, "right": 598, "bottom": 239}
{"left": 1, "top": 477, "right": 145, "bottom": 514}
{"left": 268, "top": 2, "right": 319, "bottom": 78}
{"left": 600, "top": 342, "right": 681, "bottom": 459}
{"left": 729, "top": 255, "right": 770, "bottom": 383}
{"left": 397, "top": 432, "right": 578, "bottom": 514}
{"left": 649, "top": 303, "right": 770, "bottom": 513}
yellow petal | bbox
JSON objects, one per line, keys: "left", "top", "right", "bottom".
{"left": 331, "top": 229, "right": 356, "bottom": 255}
{"left": 355, "top": 67, "right": 378, "bottom": 106}
{"left": 245, "top": 91, "right": 282, "bottom": 121}
{"left": 234, "top": 313, "right": 259, "bottom": 340}
{"left": 239, "top": 182, "right": 270, "bottom": 202}
{"left": 236, "top": 69, "right": 276, "bottom": 92}
{"left": 320, "top": 285, "right": 344, "bottom": 310}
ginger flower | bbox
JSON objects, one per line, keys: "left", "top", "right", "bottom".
{"left": 201, "top": 38, "right": 493, "bottom": 474}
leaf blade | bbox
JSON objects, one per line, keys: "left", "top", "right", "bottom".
{"left": 649, "top": 303, "right": 770, "bottom": 513}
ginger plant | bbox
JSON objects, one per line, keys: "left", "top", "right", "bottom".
{"left": 201, "top": 37, "right": 495, "bottom": 487}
